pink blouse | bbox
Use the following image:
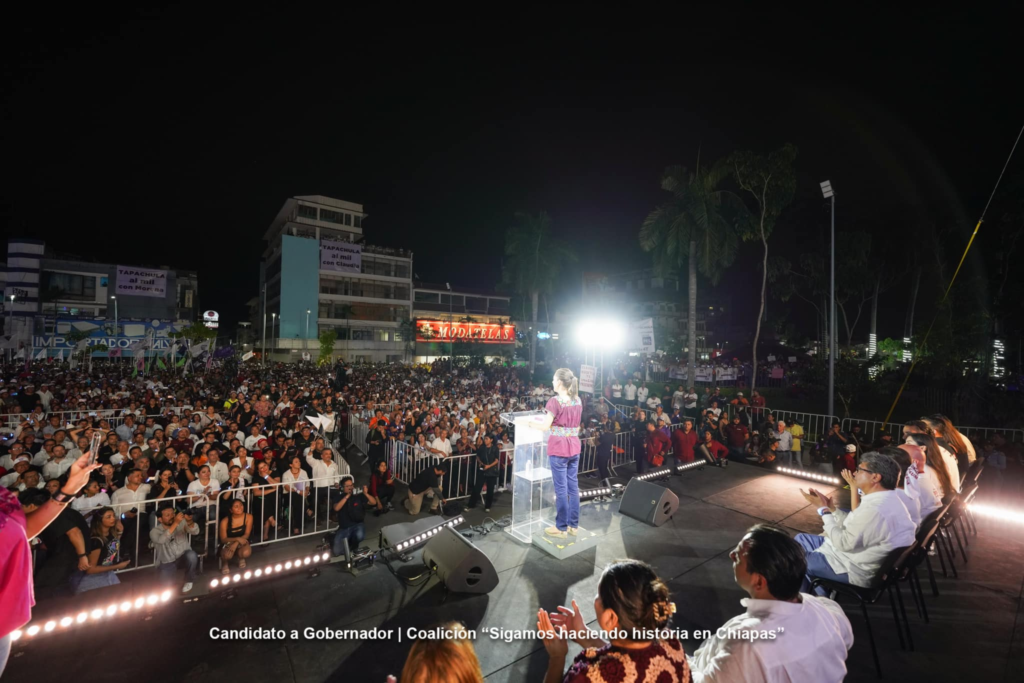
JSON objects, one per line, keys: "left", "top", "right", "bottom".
{"left": 0, "top": 487, "right": 34, "bottom": 638}
{"left": 545, "top": 395, "right": 583, "bottom": 458}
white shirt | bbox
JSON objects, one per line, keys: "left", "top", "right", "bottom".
{"left": 684, "top": 391, "right": 698, "bottom": 408}
{"left": 636, "top": 386, "right": 649, "bottom": 403}
{"left": 244, "top": 434, "right": 263, "bottom": 451}
{"left": 42, "top": 457, "right": 73, "bottom": 481}
{"left": 913, "top": 465, "right": 945, "bottom": 520}
{"left": 305, "top": 453, "right": 340, "bottom": 487}
{"left": 688, "top": 595, "right": 853, "bottom": 683}
{"left": 111, "top": 483, "right": 152, "bottom": 515}
{"left": 940, "top": 446, "right": 961, "bottom": 492}
{"left": 646, "top": 396, "right": 661, "bottom": 409}
{"left": 186, "top": 478, "right": 221, "bottom": 507}
{"left": 72, "top": 492, "right": 111, "bottom": 514}
{"left": 231, "top": 456, "right": 254, "bottom": 482}
{"left": 817, "top": 490, "right": 917, "bottom": 587}
{"left": 206, "top": 461, "right": 230, "bottom": 485}
{"left": 894, "top": 487, "right": 921, "bottom": 529}
{"left": 611, "top": 383, "right": 622, "bottom": 398}
{"left": 282, "top": 469, "right": 310, "bottom": 494}
{"left": 672, "top": 390, "right": 686, "bottom": 408}
{"left": 624, "top": 384, "right": 637, "bottom": 400}
{"left": 431, "top": 437, "right": 452, "bottom": 460}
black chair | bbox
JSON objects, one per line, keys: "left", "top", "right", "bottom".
{"left": 812, "top": 544, "right": 915, "bottom": 678}
{"left": 941, "top": 496, "right": 970, "bottom": 564}
{"left": 900, "top": 513, "right": 944, "bottom": 624}
{"left": 959, "top": 483, "right": 981, "bottom": 536}
{"left": 921, "top": 503, "right": 958, "bottom": 584}
{"left": 963, "top": 458, "right": 984, "bottom": 489}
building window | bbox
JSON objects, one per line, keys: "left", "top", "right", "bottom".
{"left": 414, "top": 291, "right": 439, "bottom": 304}
{"left": 42, "top": 272, "right": 97, "bottom": 300}
{"left": 298, "top": 205, "right": 318, "bottom": 220}
{"left": 320, "top": 209, "right": 345, "bottom": 225}
{"left": 344, "top": 213, "right": 352, "bottom": 226}
{"left": 352, "top": 328, "right": 374, "bottom": 341}
{"left": 394, "top": 263, "right": 409, "bottom": 279}
{"left": 465, "top": 296, "right": 486, "bottom": 312}
{"left": 354, "top": 215, "right": 362, "bottom": 228}
{"left": 376, "top": 329, "right": 390, "bottom": 342}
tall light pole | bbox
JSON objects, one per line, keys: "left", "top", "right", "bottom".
{"left": 305, "top": 309, "right": 311, "bottom": 352}
{"left": 261, "top": 284, "right": 267, "bottom": 368}
{"left": 446, "top": 282, "right": 453, "bottom": 373}
{"left": 110, "top": 296, "right": 117, "bottom": 366}
{"left": 7, "top": 294, "right": 14, "bottom": 337}
{"left": 271, "top": 312, "right": 277, "bottom": 362}
{"left": 820, "top": 180, "right": 836, "bottom": 420}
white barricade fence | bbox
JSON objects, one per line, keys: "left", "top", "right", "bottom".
{"left": 841, "top": 418, "right": 893, "bottom": 445}
{"left": 347, "top": 419, "right": 370, "bottom": 456}
{"left": 770, "top": 410, "right": 839, "bottom": 445}
{"left": 956, "top": 425, "right": 1024, "bottom": 444}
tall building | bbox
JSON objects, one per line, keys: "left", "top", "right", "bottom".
{"left": 258, "top": 195, "right": 413, "bottom": 363}
{"left": 1, "top": 239, "right": 198, "bottom": 357}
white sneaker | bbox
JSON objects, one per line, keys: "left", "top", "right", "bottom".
{"left": 484, "top": 508, "right": 490, "bottom": 513}
{"left": 182, "top": 582, "right": 193, "bottom": 594}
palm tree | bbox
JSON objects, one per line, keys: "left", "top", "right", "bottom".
{"left": 501, "top": 211, "right": 576, "bottom": 374}
{"left": 639, "top": 162, "right": 743, "bottom": 384}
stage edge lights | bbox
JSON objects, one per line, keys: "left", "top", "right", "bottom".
{"left": 579, "top": 487, "right": 613, "bottom": 500}
{"left": 775, "top": 466, "right": 841, "bottom": 486}
{"left": 394, "top": 516, "right": 465, "bottom": 552}
{"left": 11, "top": 590, "right": 172, "bottom": 643}
{"left": 208, "top": 552, "right": 330, "bottom": 591}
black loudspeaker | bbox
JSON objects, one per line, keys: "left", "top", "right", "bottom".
{"left": 422, "top": 526, "right": 499, "bottom": 594}
{"left": 618, "top": 478, "right": 679, "bottom": 527}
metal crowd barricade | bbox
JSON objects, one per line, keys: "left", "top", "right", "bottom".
{"left": 841, "top": 418, "right": 893, "bottom": 444}
{"left": 245, "top": 473, "right": 345, "bottom": 548}
{"left": 954, "top": 426, "right": 1024, "bottom": 445}
{"left": 771, "top": 410, "right": 839, "bottom": 445}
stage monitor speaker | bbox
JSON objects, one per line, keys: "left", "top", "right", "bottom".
{"left": 618, "top": 478, "right": 679, "bottom": 527}
{"left": 422, "top": 527, "right": 499, "bottom": 594}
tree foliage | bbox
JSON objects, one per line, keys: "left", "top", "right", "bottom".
{"left": 317, "top": 329, "right": 337, "bottom": 367}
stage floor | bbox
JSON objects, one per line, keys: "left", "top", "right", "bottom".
{"left": 8, "top": 455, "right": 1023, "bottom": 683}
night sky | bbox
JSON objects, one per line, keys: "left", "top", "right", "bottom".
{"left": 3, "top": 10, "right": 1021, "bottom": 341}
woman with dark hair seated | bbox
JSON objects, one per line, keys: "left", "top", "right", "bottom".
{"left": 537, "top": 559, "right": 691, "bottom": 683}
{"left": 70, "top": 507, "right": 131, "bottom": 594}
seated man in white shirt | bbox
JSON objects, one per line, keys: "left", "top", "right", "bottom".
{"left": 688, "top": 524, "right": 853, "bottom": 682}
{"left": 795, "top": 452, "right": 916, "bottom": 595}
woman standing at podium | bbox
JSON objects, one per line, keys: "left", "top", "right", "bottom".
{"left": 531, "top": 368, "right": 583, "bottom": 539}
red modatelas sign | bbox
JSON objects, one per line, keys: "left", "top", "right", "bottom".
{"left": 416, "top": 320, "right": 516, "bottom": 344}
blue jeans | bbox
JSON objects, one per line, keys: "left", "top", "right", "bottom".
{"left": 549, "top": 455, "right": 580, "bottom": 531}
{"left": 795, "top": 533, "right": 850, "bottom": 595}
{"left": 332, "top": 523, "right": 366, "bottom": 556}
{"left": 158, "top": 549, "right": 199, "bottom": 584}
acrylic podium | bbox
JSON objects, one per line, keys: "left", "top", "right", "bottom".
{"left": 501, "top": 409, "right": 606, "bottom": 560}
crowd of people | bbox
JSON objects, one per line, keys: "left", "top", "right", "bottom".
{"left": 0, "top": 353, "right": 1017, "bottom": 680}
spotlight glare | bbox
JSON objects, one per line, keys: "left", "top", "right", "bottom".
{"left": 44, "top": 621, "right": 57, "bottom": 632}
{"left": 285, "top": 561, "right": 293, "bottom": 570}
{"left": 11, "top": 630, "right": 22, "bottom": 641}
{"left": 27, "top": 625, "right": 41, "bottom": 637}
{"left": 91, "top": 609, "right": 104, "bottom": 620}
{"left": 160, "top": 590, "right": 172, "bottom": 602}
{"left": 233, "top": 574, "right": 241, "bottom": 583}
{"left": 106, "top": 605, "right": 118, "bottom": 616}
{"left": 60, "top": 617, "right": 73, "bottom": 628}
{"left": 134, "top": 597, "right": 145, "bottom": 609}
{"left": 244, "top": 571, "right": 252, "bottom": 580}
{"left": 146, "top": 594, "right": 158, "bottom": 605}
{"left": 255, "top": 568, "right": 264, "bottom": 576}
{"left": 211, "top": 579, "right": 220, "bottom": 588}
{"left": 303, "top": 557, "right": 311, "bottom": 565}
{"left": 322, "top": 552, "right": 330, "bottom": 561}
{"left": 275, "top": 564, "right": 283, "bottom": 571}
{"left": 76, "top": 612, "right": 88, "bottom": 624}
{"left": 120, "top": 601, "right": 132, "bottom": 612}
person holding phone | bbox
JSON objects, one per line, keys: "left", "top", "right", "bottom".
{"left": 218, "top": 499, "right": 253, "bottom": 575}
{"left": 1, "top": 449, "right": 100, "bottom": 675}
{"left": 71, "top": 507, "right": 131, "bottom": 594}
{"left": 150, "top": 507, "right": 200, "bottom": 593}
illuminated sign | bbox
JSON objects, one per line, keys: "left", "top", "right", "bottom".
{"left": 203, "top": 310, "right": 220, "bottom": 329}
{"left": 416, "top": 320, "right": 515, "bottom": 344}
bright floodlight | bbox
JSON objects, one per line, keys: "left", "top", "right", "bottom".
{"left": 820, "top": 180, "right": 834, "bottom": 198}
{"left": 576, "top": 319, "right": 627, "bottom": 350}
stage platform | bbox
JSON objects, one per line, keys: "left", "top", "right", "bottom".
{"left": 7, "top": 454, "right": 1023, "bottom": 683}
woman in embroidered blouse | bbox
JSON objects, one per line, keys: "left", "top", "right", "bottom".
{"left": 530, "top": 368, "right": 583, "bottom": 539}
{"left": 537, "top": 559, "right": 691, "bottom": 683}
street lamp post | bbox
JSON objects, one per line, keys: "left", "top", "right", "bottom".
{"left": 305, "top": 309, "right": 311, "bottom": 352}
{"left": 820, "top": 180, "right": 836, "bottom": 420}
{"left": 261, "top": 285, "right": 267, "bottom": 368}
{"left": 446, "top": 282, "right": 453, "bottom": 373}
{"left": 271, "top": 312, "right": 277, "bottom": 362}
{"left": 7, "top": 294, "right": 14, "bottom": 337}
{"left": 110, "top": 296, "right": 118, "bottom": 362}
